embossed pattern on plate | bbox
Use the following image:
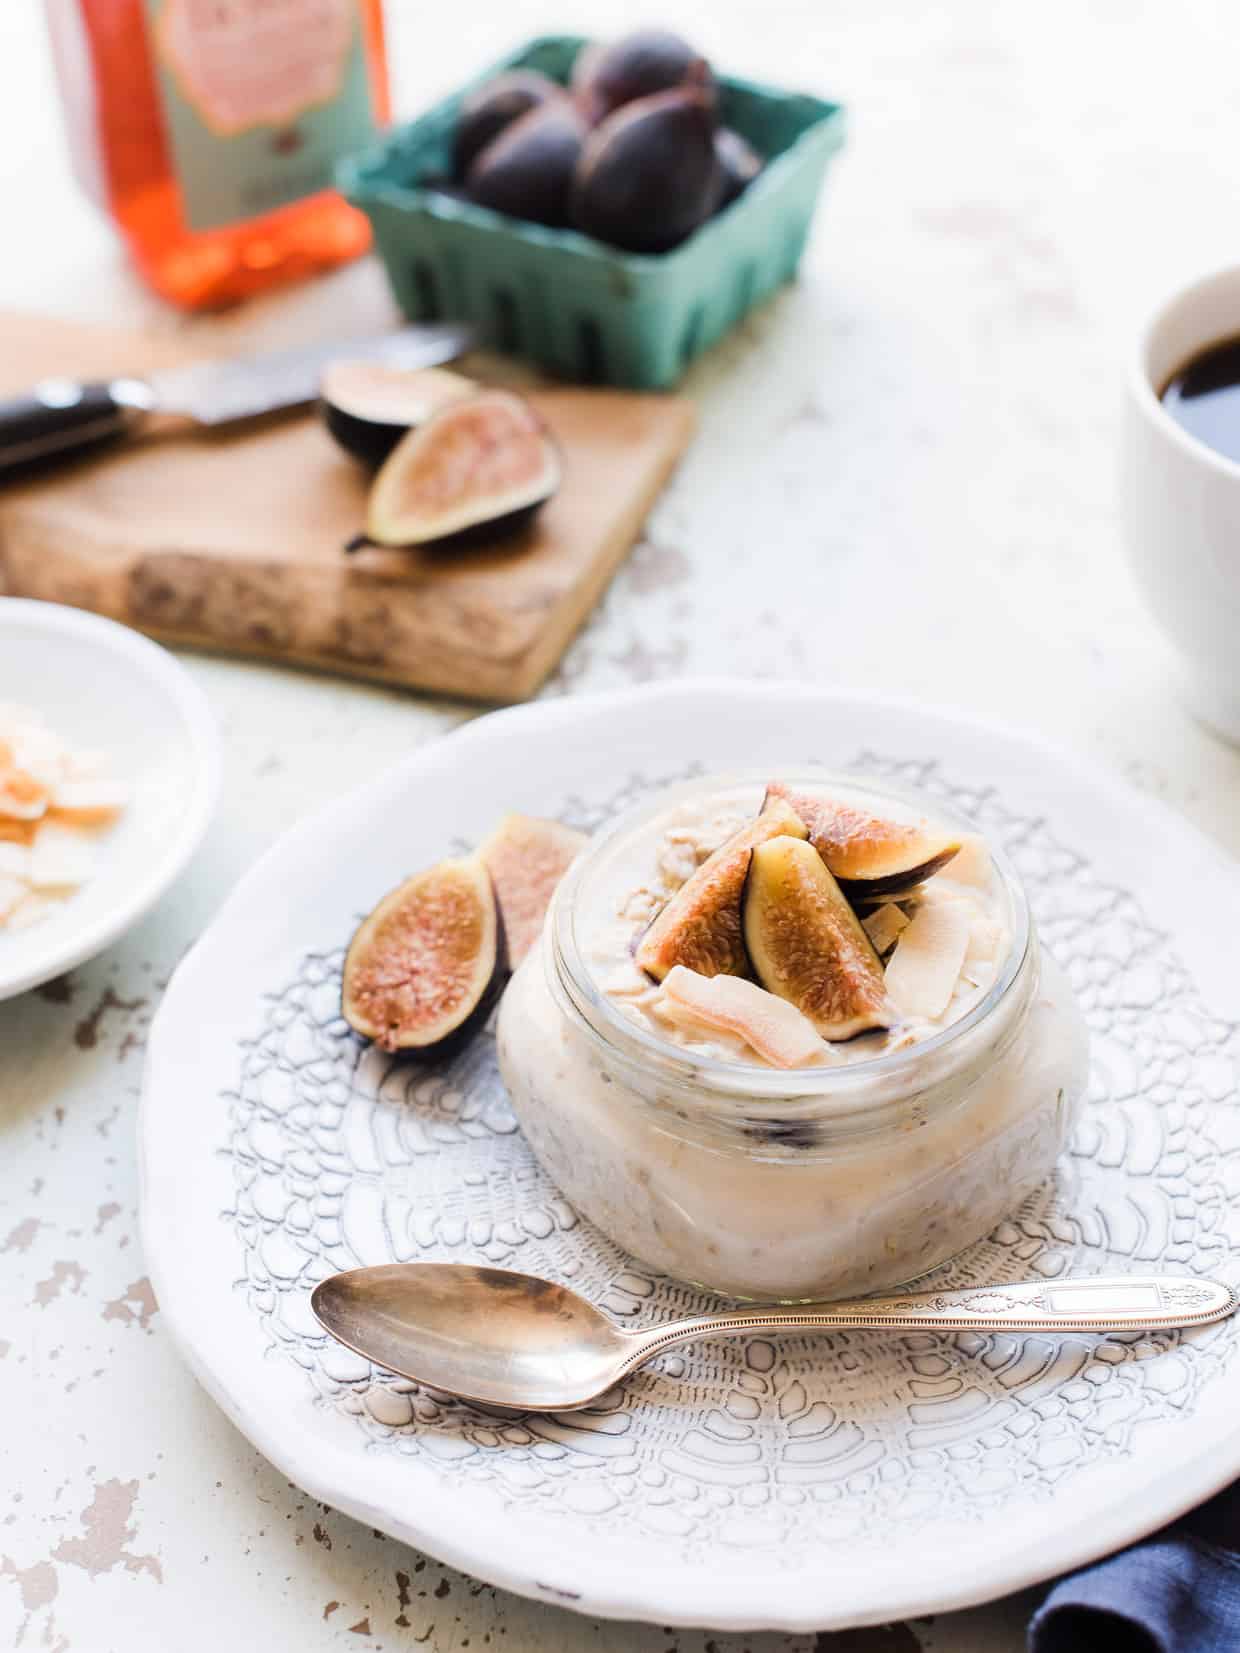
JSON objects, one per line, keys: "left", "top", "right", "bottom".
{"left": 142, "top": 683, "right": 1240, "bottom": 1632}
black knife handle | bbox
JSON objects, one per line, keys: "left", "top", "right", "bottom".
{"left": 0, "top": 378, "right": 153, "bottom": 476}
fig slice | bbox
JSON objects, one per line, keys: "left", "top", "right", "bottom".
{"left": 479, "top": 812, "right": 588, "bottom": 968}
{"left": 661, "top": 965, "right": 825, "bottom": 1069}
{"left": 342, "top": 855, "right": 501, "bottom": 1054}
{"left": 634, "top": 798, "right": 808, "bottom": 982}
{"left": 365, "top": 389, "right": 560, "bottom": 548}
{"left": 884, "top": 897, "right": 971, "bottom": 1021}
{"left": 764, "top": 781, "right": 961, "bottom": 896}
{"left": 743, "top": 835, "right": 893, "bottom": 1041}
{"left": 321, "top": 361, "right": 476, "bottom": 467}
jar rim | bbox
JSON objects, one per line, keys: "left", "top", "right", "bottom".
{"left": 548, "top": 767, "right": 1032, "bottom": 1109}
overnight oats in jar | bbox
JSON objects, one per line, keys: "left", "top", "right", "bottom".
{"left": 496, "top": 771, "right": 1090, "bottom": 1301}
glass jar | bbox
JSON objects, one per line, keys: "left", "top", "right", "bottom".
{"left": 497, "top": 773, "right": 1090, "bottom": 1302}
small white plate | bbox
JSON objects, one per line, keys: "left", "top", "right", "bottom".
{"left": 142, "top": 680, "right": 1240, "bottom": 1633}
{"left": 0, "top": 598, "right": 219, "bottom": 999}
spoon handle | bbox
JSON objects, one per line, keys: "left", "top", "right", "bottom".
{"left": 623, "top": 1274, "right": 1237, "bottom": 1366}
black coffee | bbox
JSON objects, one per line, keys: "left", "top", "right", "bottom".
{"left": 1161, "top": 335, "right": 1240, "bottom": 464}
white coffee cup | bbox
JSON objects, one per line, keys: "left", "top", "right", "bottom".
{"left": 1122, "top": 264, "right": 1240, "bottom": 742}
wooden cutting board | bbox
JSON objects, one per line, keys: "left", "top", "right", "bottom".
{"left": 0, "top": 312, "right": 695, "bottom": 703}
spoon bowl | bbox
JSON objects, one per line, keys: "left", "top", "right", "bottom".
{"left": 311, "top": 1264, "right": 1237, "bottom": 1413}
{"left": 312, "top": 1264, "right": 629, "bottom": 1410}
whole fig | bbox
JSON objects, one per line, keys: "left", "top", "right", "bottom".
{"left": 572, "top": 28, "right": 714, "bottom": 125}
{"left": 570, "top": 87, "right": 720, "bottom": 253}
{"left": 467, "top": 98, "right": 587, "bottom": 228}
{"left": 453, "top": 70, "right": 562, "bottom": 178}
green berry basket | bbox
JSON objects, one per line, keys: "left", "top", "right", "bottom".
{"left": 338, "top": 35, "right": 846, "bottom": 389}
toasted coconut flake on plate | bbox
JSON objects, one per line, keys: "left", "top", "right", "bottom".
{"left": 0, "top": 873, "right": 26, "bottom": 921}
{"left": 28, "top": 822, "right": 98, "bottom": 890}
{"left": 0, "top": 767, "right": 49, "bottom": 821}
{"left": 50, "top": 778, "right": 130, "bottom": 824}
{"left": 884, "top": 898, "right": 972, "bottom": 1020}
{"left": 0, "top": 842, "right": 30, "bottom": 879}
{"left": 6, "top": 892, "right": 56, "bottom": 931}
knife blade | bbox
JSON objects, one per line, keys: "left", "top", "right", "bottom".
{"left": 0, "top": 322, "right": 474, "bottom": 476}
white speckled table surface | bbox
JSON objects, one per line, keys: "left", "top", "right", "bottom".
{"left": 4, "top": 2, "right": 1240, "bottom": 1649}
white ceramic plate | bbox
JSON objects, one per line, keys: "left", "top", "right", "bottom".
{"left": 0, "top": 598, "right": 220, "bottom": 1000}
{"left": 141, "top": 680, "right": 1240, "bottom": 1633}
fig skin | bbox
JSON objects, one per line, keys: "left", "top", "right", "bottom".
{"left": 320, "top": 362, "right": 476, "bottom": 468}
{"left": 764, "top": 781, "right": 961, "bottom": 897}
{"left": 341, "top": 855, "right": 502, "bottom": 1055}
{"left": 571, "top": 87, "right": 721, "bottom": 254}
{"left": 572, "top": 29, "right": 714, "bottom": 126}
{"left": 365, "top": 389, "right": 561, "bottom": 549}
{"left": 479, "top": 812, "right": 588, "bottom": 967}
{"left": 742, "top": 835, "right": 893, "bottom": 1042}
{"left": 634, "top": 798, "right": 808, "bottom": 982}
{"left": 466, "top": 98, "right": 587, "bottom": 228}
{"left": 713, "top": 127, "right": 763, "bottom": 210}
{"left": 454, "top": 70, "right": 562, "bottom": 178}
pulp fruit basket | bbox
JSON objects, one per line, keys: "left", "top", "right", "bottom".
{"left": 339, "top": 35, "right": 846, "bottom": 389}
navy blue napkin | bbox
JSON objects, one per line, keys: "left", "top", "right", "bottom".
{"left": 1029, "top": 1482, "right": 1240, "bottom": 1652}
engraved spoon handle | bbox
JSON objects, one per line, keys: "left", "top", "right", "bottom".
{"left": 621, "top": 1275, "right": 1237, "bottom": 1367}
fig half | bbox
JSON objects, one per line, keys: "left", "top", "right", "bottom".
{"left": 572, "top": 29, "right": 714, "bottom": 125}
{"left": 764, "top": 781, "right": 961, "bottom": 897}
{"left": 634, "top": 797, "right": 807, "bottom": 982}
{"left": 321, "top": 361, "right": 476, "bottom": 467}
{"left": 366, "top": 389, "right": 560, "bottom": 548}
{"left": 454, "top": 69, "right": 562, "bottom": 178}
{"left": 479, "top": 812, "right": 588, "bottom": 967}
{"left": 743, "top": 836, "right": 893, "bottom": 1041}
{"left": 342, "top": 854, "right": 501, "bottom": 1054}
{"left": 570, "top": 87, "right": 720, "bottom": 254}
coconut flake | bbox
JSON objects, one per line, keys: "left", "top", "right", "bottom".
{"left": 0, "top": 873, "right": 26, "bottom": 920}
{"left": 6, "top": 892, "right": 55, "bottom": 931}
{"left": 942, "top": 833, "right": 992, "bottom": 888}
{"left": 862, "top": 902, "right": 910, "bottom": 956}
{"left": 9, "top": 725, "right": 68, "bottom": 788}
{"left": 662, "top": 965, "right": 827, "bottom": 1069}
{"left": 50, "top": 778, "right": 129, "bottom": 823}
{"left": 884, "top": 899, "right": 971, "bottom": 1020}
{"left": 29, "top": 822, "right": 97, "bottom": 890}
{"left": 0, "top": 768, "right": 48, "bottom": 821}
{"left": 0, "top": 842, "right": 30, "bottom": 880}
{"left": 965, "top": 917, "right": 1003, "bottom": 965}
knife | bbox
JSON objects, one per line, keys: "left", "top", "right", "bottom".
{"left": 0, "top": 322, "right": 473, "bottom": 476}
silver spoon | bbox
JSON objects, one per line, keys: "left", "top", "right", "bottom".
{"left": 310, "top": 1264, "right": 1237, "bottom": 1413}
